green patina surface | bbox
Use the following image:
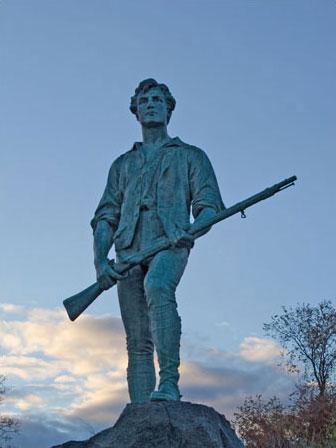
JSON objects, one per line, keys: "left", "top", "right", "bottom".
{"left": 92, "top": 79, "right": 224, "bottom": 403}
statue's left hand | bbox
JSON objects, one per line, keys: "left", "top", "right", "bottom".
{"left": 170, "top": 228, "right": 194, "bottom": 249}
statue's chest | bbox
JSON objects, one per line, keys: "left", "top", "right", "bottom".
{"left": 122, "top": 149, "right": 178, "bottom": 184}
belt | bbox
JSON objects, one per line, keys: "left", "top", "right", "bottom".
{"left": 139, "top": 204, "right": 156, "bottom": 211}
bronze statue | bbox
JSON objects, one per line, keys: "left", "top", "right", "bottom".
{"left": 63, "top": 79, "right": 296, "bottom": 405}
{"left": 91, "top": 79, "right": 224, "bottom": 402}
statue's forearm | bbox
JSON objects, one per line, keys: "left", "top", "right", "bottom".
{"left": 189, "top": 207, "right": 217, "bottom": 237}
{"left": 93, "top": 220, "right": 115, "bottom": 267}
{"left": 195, "top": 207, "right": 217, "bottom": 222}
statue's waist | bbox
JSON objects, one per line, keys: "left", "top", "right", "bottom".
{"left": 139, "top": 200, "right": 156, "bottom": 211}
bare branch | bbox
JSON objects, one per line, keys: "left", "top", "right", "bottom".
{"left": 0, "top": 376, "right": 20, "bottom": 445}
{"left": 263, "top": 300, "right": 336, "bottom": 396}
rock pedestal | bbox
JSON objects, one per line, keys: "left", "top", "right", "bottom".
{"left": 52, "top": 401, "right": 243, "bottom": 448}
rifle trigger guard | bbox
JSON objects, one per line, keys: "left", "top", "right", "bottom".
{"left": 241, "top": 210, "right": 246, "bottom": 219}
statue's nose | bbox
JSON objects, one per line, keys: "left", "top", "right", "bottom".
{"left": 147, "top": 98, "right": 155, "bottom": 108}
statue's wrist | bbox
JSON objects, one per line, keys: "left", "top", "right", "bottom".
{"left": 94, "top": 257, "right": 108, "bottom": 268}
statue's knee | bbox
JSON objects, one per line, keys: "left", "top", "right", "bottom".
{"left": 144, "top": 277, "right": 173, "bottom": 308}
{"left": 126, "top": 336, "right": 154, "bottom": 356}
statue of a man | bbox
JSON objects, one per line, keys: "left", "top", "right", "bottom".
{"left": 91, "top": 79, "right": 224, "bottom": 403}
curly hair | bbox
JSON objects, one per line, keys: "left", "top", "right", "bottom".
{"left": 130, "top": 78, "right": 176, "bottom": 124}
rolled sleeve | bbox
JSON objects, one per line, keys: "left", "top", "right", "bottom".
{"left": 188, "top": 147, "right": 225, "bottom": 219}
{"left": 90, "top": 157, "right": 123, "bottom": 233}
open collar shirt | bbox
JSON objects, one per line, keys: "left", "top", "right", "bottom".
{"left": 91, "top": 137, "right": 224, "bottom": 252}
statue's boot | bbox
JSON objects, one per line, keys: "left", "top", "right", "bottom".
{"left": 149, "top": 303, "right": 182, "bottom": 402}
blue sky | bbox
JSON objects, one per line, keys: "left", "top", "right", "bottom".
{"left": 1, "top": 1, "right": 335, "bottom": 446}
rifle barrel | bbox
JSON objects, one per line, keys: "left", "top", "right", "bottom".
{"left": 189, "top": 175, "right": 297, "bottom": 235}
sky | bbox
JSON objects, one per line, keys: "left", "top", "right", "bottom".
{"left": 0, "top": 0, "right": 335, "bottom": 446}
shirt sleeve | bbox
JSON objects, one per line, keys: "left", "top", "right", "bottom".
{"left": 188, "top": 147, "right": 225, "bottom": 219}
{"left": 90, "top": 157, "right": 123, "bottom": 233}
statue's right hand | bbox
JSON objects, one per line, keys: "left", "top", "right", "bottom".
{"left": 95, "top": 259, "right": 127, "bottom": 290}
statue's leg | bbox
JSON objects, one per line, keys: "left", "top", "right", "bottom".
{"left": 143, "top": 247, "right": 189, "bottom": 401}
{"left": 117, "top": 263, "right": 156, "bottom": 403}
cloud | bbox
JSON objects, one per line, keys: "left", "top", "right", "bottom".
{"left": 239, "top": 336, "right": 281, "bottom": 362}
{"left": 0, "top": 303, "right": 25, "bottom": 315}
{"left": 216, "top": 321, "right": 230, "bottom": 327}
{"left": 68, "top": 386, "right": 128, "bottom": 425}
{"left": 9, "top": 413, "right": 101, "bottom": 448}
{"left": 0, "top": 307, "right": 129, "bottom": 431}
{"left": 54, "top": 375, "right": 76, "bottom": 383}
{"left": 14, "top": 393, "right": 44, "bottom": 411}
{"left": 0, "top": 355, "right": 61, "bottom": 380}
{"left": 67, "top": 371, "right": 128, "bottom": 424}
{"left": 0, "top": 308, "right": 127, "bottom": 376}
{"left": 0, "top": 306, "right": 295, "bottom": 447}
{"left": 179, "top": 359, "right": 295, "bottom": 419}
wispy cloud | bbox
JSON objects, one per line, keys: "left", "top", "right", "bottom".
{"left": 216, "top": 321, "right": 230, "bottom": 327}
{"left": 239, "top": 336, "right": 281, "bottom": 363}
{"left": 0, "top": 303, "right": 25, "bottom": 315}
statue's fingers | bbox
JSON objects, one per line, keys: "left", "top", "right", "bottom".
{"left": 184, "top": 240, "right": 194, "bottom": 249}
{"left": 175, "top": 237, "right": 194, "bottom": 249}
{"left": 108, "top": 267, "right": 128, "bottom": 281}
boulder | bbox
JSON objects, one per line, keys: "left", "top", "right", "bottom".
{"left": 51, "top": 401, "right": 243, "bottom": 448}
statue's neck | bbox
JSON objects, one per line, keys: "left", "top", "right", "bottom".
{"left": 141, "top": 124, "right": 170, "bottom": 146}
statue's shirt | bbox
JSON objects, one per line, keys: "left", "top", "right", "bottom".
{"left": 137, "top": 144, "right": 165, "bottom": 211}
{"left": 119, "top": 144, "right": 167, "bottom": 258}
{"left": 91, "top": 137, "right": 224, "bottom": 252}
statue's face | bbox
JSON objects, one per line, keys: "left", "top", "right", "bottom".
{"left": 136, "top": 87, "right": 168, "bottom": 127}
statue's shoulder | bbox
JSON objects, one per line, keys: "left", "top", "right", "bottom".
{"left": 176, "top": 138, "right": 209, "bottom": 162}
{"left": 108, "top": 153, "right": 124, "bottom": 171}
{"left": 110, "top": 144, "right": 137, "bottom": 169}
{"left": 118, "top": 145, "right": 136, "bottom": 160}
{"left": 174, "top": 138, "right": 205, "bottom": 154}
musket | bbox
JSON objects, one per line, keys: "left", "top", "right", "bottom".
{"left": 63, "top": 175, "right": 297, "bottom": 321}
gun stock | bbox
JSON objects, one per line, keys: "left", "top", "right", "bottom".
{"left": 63, "top": 175, "right": 297, "bottom": 321}
{"left": 63, "top": 282, "right": 105, "bottom": 321}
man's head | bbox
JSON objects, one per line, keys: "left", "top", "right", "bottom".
{"left": 130, "top": 79, "right": 176, "bottom": 125}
